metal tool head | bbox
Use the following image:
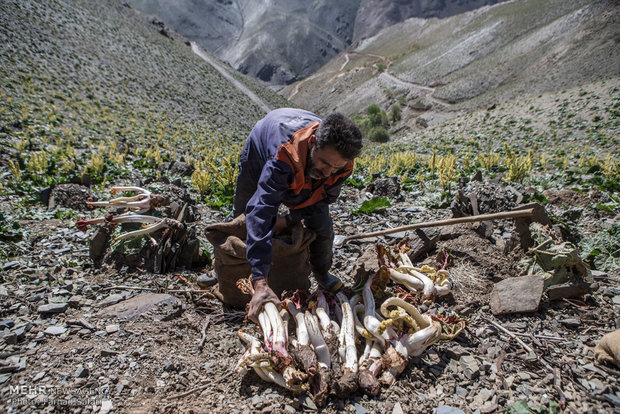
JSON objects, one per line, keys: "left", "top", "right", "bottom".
{"left": 333, "top": 234, "right": 348, "bottom": 248}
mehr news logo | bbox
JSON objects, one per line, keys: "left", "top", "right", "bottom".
{"left": 8, "top": 384, "right": 102, "bottom": 407}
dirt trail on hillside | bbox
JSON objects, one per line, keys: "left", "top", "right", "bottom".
{"left": 287, "top": 51, "right": 453, "bottom": 107}
{"left": 380, "top": 71, "right": 453, "bottom": 107}
{"left": 191, "top": 42, "right": 272, "bottom": 114}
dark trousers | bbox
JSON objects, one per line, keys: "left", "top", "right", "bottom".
{"left": 231, "top": 150, "right": 333, "bottom": 277}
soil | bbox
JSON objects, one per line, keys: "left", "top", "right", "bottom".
{"left": 0, "top": 179, "right": 618, "bottom": 414}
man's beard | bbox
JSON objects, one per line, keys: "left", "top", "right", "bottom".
{"left": 307, "top": 147, "right": 327, "bottom": 180}
{"left": 308, "top": 167, "right": 325, "bottom": 180}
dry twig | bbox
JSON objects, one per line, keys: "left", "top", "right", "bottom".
{"left": 100, "top": 285, "right": 215, "bottom": 294}
{"left": 166, "top": 380, "right": 212, "bottom": 400}
{"left": 553, "top": 367, "right": 567, "bottom": 409}
{"left": 485, "top": 318, "right": 561, "bottom": 372}
{"left": 198, "top": 317, "right": 210, "bottom": 350}
{"left": 512, "top": 332, "right": 564, "bottom": 342}
{"left": 484, "top": 317, "right": 535, "bottom": 354}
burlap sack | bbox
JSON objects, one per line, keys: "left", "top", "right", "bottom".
{"left": 205, "top": 214, "right": 316, "bottom": 308}
{"left": 594, "top": 328, "right": 620, "bottom": 367}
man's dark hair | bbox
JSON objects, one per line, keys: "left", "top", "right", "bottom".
{"left": 315, "top": 113, "right": 363, "bottom": 160}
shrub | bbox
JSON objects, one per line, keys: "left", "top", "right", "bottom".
{"left": 369, "top": 112, "right": 383, "bottom": 127}
{"left": 368, "top": 126, "right": 389, "bottom": 143}
{"left": 366, "top": 104, "right": 380, "bottom": 116}
{"left": 389, "top": 104, "right": 402, "bottom": 122}
{"left": 356, "top": 117, "right": 371, "bottom": 137}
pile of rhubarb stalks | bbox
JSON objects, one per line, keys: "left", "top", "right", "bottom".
{"left": 235, "top": 242, "right": 466, "bottom": 406}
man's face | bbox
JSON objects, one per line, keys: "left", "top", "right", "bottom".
{"left": 308, "top": 144, "right": 350, "bottom": 180}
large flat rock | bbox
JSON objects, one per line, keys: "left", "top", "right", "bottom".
{"left": 96, "top": 293, "right": 183, "bottom": 321}
{"left": 490, "top": 275, "right": 544, "bottom": 315}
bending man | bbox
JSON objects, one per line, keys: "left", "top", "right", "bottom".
{"left": 231, "top": 108, "right": 363, "bottom": 322}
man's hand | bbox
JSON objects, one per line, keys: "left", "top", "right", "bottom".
{"left": 248, "top": 278, "right": 280, "bottom": 323}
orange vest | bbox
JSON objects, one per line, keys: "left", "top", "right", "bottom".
{"left": 275, "top": 122, "right": 353, "bottom": 210}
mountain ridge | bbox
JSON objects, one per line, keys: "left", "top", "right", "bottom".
{"left": 122, "top": 0, "right": 509, "bottom": 84}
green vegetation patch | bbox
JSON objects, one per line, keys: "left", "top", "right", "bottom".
{"left": 580, "top": 222, "right": 620, "bottom": 272}
{"left": 353, "top": 196, "right": 391, "bottom": 215}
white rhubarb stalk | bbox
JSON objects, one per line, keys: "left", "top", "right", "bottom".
{"left": 235, "top": 331, "right": 271, "bottom": 381}
{"left": 398, "top": 250, "right": 415, "bottom": 268}
{"left": 259, "top": 366, "right": 304, "bottom": 392}
{"left": 367, "top": 341, "right": 383, "bottom": 376}
{"left": 247, "top": 306, "right": 307, "bottom": 391}
{"left": 380, "top": 297, "right": 429, "bottom": 329}
{"left": 315, "top": 291, "right": 335, "bottom": 338}
{"left": 337, "top": 312, "right": 346, "bottom": 363}
{"left": 304, "top": 311, "right": 330, "bottom": 369}
{"left": 238, "top": 331, "right": 303, "bottom": 393}
{"left": 359, "top": 338, "right": 372, "bottom": 368}
{"left": 336, "top": 293, "right": 348, "bottom": 363}
{"left": 380, "top": 297, "right": 442, "bottom": 358}
{"left": 435, "top": 284, "right": 451, "bottom": 296}
{"left": 333, "top": 296, "right": 343, "bottom": 325}
{"left": 337, "top": 292, "right": 357, "bottom": 373}
{"left": 113, "top": 218, "right": 175, "bottom": 242}
{"left": 257, "top": 311, "right": 273, "bottom": 351}
{"left": 76, "top": 212, "right": 160, "bottom": 231}
{"left": 398, "top": 252, "right": 452, "bottom": 298}
{"left": 398, "top": 252, "right": 435, "bottom": 300}
{"left": 409, "top": 268, "right": 436, "bottom": 301}
{"left": 264, "top": 302, "right": 288, "bottom": 358}
{"left": 399, "top": 320, "right": 442, "bottom": 357}
{"left": 434, "top": 269, "right": 452, "bottom": 296}
{"left": 287, "top": 301, "right": 309, "bottom": 347}
{"left": 87, "top": 186, "right": 153, "bottom": 212}
{"left": 106, "top": 213, "right": 162, "bottom": 224}
{"left": 387, "top": 267, "right": 424, "bottom": 292}
{"left": 349, "top": 295, "right": 368, "bottom": 338}
{"left": 280, "top": 308, "right": 290, "bottom": 340}
{"left": 362, "top": 274, "right": 386, "bottom": 347}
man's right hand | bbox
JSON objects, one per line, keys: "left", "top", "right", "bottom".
{"left": 248, "top": 278, "right": 280, "bottom": 323}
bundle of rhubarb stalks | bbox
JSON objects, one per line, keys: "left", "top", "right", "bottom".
{"left": 235, "top": 242, "right": 466, "bottom": 406}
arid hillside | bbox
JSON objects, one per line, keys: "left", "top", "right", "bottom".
{"left": 284, "top": 0, "right": 619, "bottom": 134}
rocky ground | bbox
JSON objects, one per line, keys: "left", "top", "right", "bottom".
{"left": 0, "top": 173, "right": 618, "bottom": 414}
{"left": 1, "top": 0, "right": 618, "bottom": 413}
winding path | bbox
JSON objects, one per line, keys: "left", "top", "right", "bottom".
{"left": 380, "top": 72, "right": 452, "bottom": 106}
{"left": 287, "top": 52, "right": 452, "bottom": 106}
{"left": 190, "top": 41, "right": 271, "bottom": 114}
{"left": 287, "top": 50, "right": 452, "bottom": 107}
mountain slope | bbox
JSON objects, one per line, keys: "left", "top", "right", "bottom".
{"left": 221, "top": 0, "right": 361, "bottom": 84}
{"left": 352, "top": 0, "right": 506, "bottom": 42}
{"left": 121, "top": 0, "right": 509, "bottom": 84}
{"left": 0, "top": 0, "right": 286, "bottom": 139}
{"left": 124, "top": 0, "right": 361, "bottom": 84}
{"left": 0, "top": 0, "right": 290, "bottom": 200}
{"left": 283, "top": 0, "right": 619, "bottom": 128}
